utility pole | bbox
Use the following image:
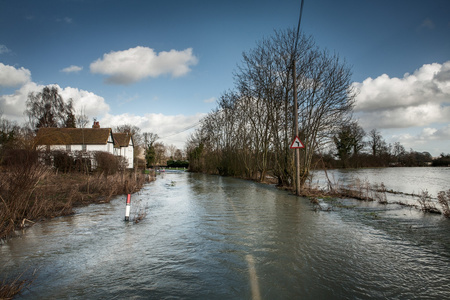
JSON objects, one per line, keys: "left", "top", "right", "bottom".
{"left": 292, "top": 0, "right": 304, "bottom": 196}
{"left": 293, "top": 60, "right": 301, "bottom": 196}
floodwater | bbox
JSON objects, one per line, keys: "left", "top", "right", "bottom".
{"left": 1, "top": 169, "right": 450, "bottom": 299}
{"left": 311, "top": 167, "right": 450, "bottom": 206}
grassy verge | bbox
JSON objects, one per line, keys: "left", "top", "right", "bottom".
{"left": 0, "top": 163, "right": 153, "bottom": 241}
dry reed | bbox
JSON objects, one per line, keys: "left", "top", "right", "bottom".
{"left": 1, "top": 164, "right": 149, "bottom": 240}
{"left": 417, "top": 190, "right": 441, "bottom": 214}
{"left": 0, "top": 269, "right": 36, "bottom": 299}
{"left": 437, "top": 189, "right": 450, "bottom": 217}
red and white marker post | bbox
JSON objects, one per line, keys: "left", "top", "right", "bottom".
{"left": 125, "top": 194, "right": 131, "bottom": 221}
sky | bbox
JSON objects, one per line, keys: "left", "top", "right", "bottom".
{"left": 1, "top": 0, "right": 449, "bottom": 156}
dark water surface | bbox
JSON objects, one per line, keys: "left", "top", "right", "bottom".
{"left": 1, "top": 171, "right": 450, "bottom": 299}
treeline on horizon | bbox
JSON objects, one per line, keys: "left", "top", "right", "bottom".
{"left": 184, "top": 28, "right": 449, "bottom": 188}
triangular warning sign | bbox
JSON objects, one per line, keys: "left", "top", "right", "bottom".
{"left": 290, "top": 136, "right": 305, "bottom": 149}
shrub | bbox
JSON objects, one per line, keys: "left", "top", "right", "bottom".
{"left": 437, "top": 189, "right": 450, "bottom": 218}
{"left": 53, "top": 151, "right": 74, "bottom": 173}
{"left": 93, "top": 151, "right": 127, "bottom": 176}
{"left": 417, "top": 190, "right": 440, "bottom": 214}
{"left": 167, "top": 159, "right": 189, "bottom": 169}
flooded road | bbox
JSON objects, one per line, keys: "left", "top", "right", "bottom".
{"left": 2, "top": 171, "right": 450, "bottom": 299}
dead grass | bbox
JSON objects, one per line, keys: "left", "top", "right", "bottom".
{"left": 0, "top": 165, "right": 150, "bottom": 241}
{"left": 437, "top": 189, "right": 450, "bottom": 218}
{"left": 0, "top": 269, "right": 36, "bottom": 299}
{"left": 417, "top": 190, "right": 441, "bottom": 214}
{"left": 299, "top": 177, "right": 445, "bottom": 216}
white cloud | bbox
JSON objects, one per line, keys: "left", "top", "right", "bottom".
{"left": 0, "top": 45, "right": 10, "bottom": 54}
{"left": 0, "top": 63, "right": 31, "bottom": 87}
{"left": 204, "top": 97, "right": 216, "bottom": 103}
{"left": 59, "top": 86, "right": 109, "bottom": 118}
{"left": 353, "top": 61, "right": 450, "bottom": 129}
{"left": 423, "top": 125, "right": 450, "bottom": 140}
{"left": 90, "top": 46, "right": 198, "bottom": 85}
{"left": 56, "top": 17, "right": 73, "bottom": 24}
{"left": 99, "top": 112, "right": 205, "bottom": 149}
{"left": 61, "top": 65, "right": 83, "bottom": 73}
{"left": 388, "top": 125, "right": 450, "bottom": 155}
{"left": 420, "top": 18, "right": 435, "bottom": 30}
{"left": 0, "top": 82, "right": 109, "bottom": 124}
{"left": 0, "top": 81, "right": 41, "bottom": 122}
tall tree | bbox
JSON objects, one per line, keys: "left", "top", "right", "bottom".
{"left": 26, "top": 86, "right": 74, "bottom": 130}
{"left": 114, "top": 124, "right": 142, "bottom": 146}
{"left": 188, "top": 28, "right": 356, "bottom": 187}
{"left": 367, "top": 129, "right": 387, "bottom": 157}
{"left": 143, "top": 132, "right": 159, "bottom": 168}
{"left": 333, "top": 122, "right": 365, "bottom": 168}
{"left": 333, "top": 126, "right": 354, "bottom": 168}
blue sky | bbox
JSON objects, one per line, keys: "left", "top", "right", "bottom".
{"left": 1, "top": 0, "right": 449, "bottom": 156}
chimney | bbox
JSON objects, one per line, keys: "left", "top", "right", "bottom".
{"left": 92, "top": 121, "right": 100, "bottom": 128}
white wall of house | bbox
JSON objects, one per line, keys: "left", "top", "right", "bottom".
{"left": 49, "top": 143, "right": 114, "bottom": 154}
{"left": 116, "top": 144, "right": 134, "bottom": 168}
{"left": 45, "top": 133, "right": 134, "bottom": 168}
{"left": 124, "top": 144, "right": 134, "bottom": 168}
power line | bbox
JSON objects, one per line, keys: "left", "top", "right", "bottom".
{"left": 294, "top": 0, "right": 305, "bottom": 54}
{"left": 158, "top": 121, "right": 201, "bottom": 140}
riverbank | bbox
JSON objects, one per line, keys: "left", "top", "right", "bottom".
{"left": 0, "top": 166, "right": 154, "bottom": 242}
{"left": 1, "top": 165, "right": 154, "bottom": 298}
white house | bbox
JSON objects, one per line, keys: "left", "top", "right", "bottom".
{"left": 35, "top": 122, "right": 134, "bottom": 169}
{"left": 113, "top": 132, "right": 134, "bottom": 169}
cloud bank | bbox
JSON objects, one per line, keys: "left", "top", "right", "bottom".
{"left": 100, "top": 112, "right": 204, "bottom": 149}
{"left": 0, "top": 45, "right": 10, "bottom": 54}
{"left": 353, "top": 61, "right": 450, "bottom": 130}
{"left": 0, "top": 63, "right": 31, "bottom": 87}
{"left": 0, "top": 64, "right": 108, "bottom": 122}
{"left": 90, "top": 46, "right": 198, "bottom": 85}
{"left": 0, "top": 63, "right": 203, "bottom": 150}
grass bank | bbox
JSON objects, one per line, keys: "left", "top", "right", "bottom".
{"left": 0, "top": 161, "right": 153, "bottom": 241}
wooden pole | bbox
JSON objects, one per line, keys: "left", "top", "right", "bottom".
{"left": 293, "top": 60, "right": 301, "bottom": 196}
{"left": 292, "top": 0, "right": 304, "bottom": 196}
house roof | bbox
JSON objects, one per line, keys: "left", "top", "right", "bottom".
{"left": 35, "top": 127, "right": 113, "bottom": 145}
{"left": 113, "top": 133, "right": 133, "bottom": 148}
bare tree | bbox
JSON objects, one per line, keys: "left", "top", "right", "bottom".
{"left": 143, "top": 132, "right": 159, "bottom": 168}
{"left": 75, "top": 107, "right": 90, "bottom": 128}
{"left": 26, "top": 86, "right": 74, "bottom": 130}
{"left": 174, "top": 149, "right": 184, "bottom": 160}
{"left": 367, "top": 129, "right": 387, "bottom": 157}
{"left": 166, "top": 144, "right": 177, "bottom": 159}
{"left": 153, "top": 142, "right": 166, "bottom": 166}
{"left": 143, "top": 132, "right": 159, "bottom": 148}
{"left": 114, "top": 124, "right": 142, "bottom": 146}
{"left": 188, "top": 28, "right": 355, "bottom": 188}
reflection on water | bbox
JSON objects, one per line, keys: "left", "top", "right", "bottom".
{"left": 1, "top": 171, "right": 450, "bottom": 299}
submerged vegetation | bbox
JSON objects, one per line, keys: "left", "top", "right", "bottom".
{"left": 0, "top": 269, "right": 36, "bottom": 300}
{"left": 305, "top": 175, "right": 450, "bottom": 219}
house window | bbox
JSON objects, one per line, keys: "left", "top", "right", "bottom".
{"left": 66, "top": 145, "right": 71, "bottom": 151}
{"left": 82, "top": 144, "right": 87, "bottom": 152}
